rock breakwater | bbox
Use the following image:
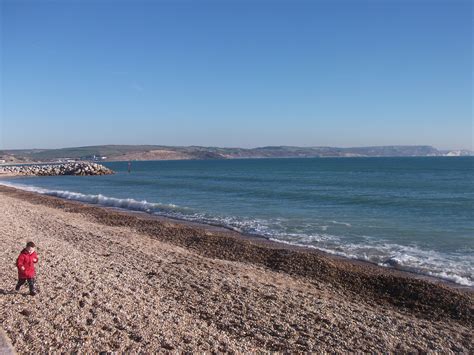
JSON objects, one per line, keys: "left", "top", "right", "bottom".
{"left": 0, "top": 162, "right": 114, "bottom": 176}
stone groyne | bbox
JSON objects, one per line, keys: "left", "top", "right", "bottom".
{"left": 0, "top": 162, "right": 114, "bottom": 176}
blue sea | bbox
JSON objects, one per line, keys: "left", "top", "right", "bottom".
{"left": 2, "top": 157, "right": 473, "bottom": 286}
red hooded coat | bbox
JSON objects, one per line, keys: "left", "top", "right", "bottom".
{"left": 17, "top": 249, "right": 38, "bottom": 279}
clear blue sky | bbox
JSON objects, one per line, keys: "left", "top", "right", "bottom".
{"left": 1, "top": 0, "right": 472, "bottom": 150}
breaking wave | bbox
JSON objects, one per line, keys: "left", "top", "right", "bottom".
{"left": 1, "top": 180, "right": 472, "bottom": 287}
{"left": 0, "top": 181, "right": 182, "bottom": 213}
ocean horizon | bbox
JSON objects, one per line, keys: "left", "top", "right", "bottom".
{"left": 2, "top": 156, "right": 473, "bottom": 286}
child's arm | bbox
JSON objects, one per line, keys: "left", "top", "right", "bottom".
{"left": 33, "top": 252, "right": 38, "bottom": 263}
{"left": 17, "top": 255, "right": 25, "bottom": 271}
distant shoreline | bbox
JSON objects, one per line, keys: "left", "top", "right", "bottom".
{"left": 1, "top": 155, "right": 472, "bottom": 167}
{"left": 2, "top": 144, "right": 471, "bottom": 164}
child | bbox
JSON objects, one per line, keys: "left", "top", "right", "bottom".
{"left": 15, "top": 241, "right": 39, "bottom": 296}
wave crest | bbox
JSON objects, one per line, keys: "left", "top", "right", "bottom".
{"left": 1, "top": 180, "right": 472, "bottom": 287}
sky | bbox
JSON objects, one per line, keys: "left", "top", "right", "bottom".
{"left": 0, "top": 0, "right": 472, "bottom": 150}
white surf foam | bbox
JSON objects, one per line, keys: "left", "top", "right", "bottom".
{"left": 269, "top": 236, "right": 474, "bottom": 286}
{"left": 0, "top": 181, "right": 180, "bottom": 213}
{"left": 1, "top": 180, "right": 472, "bottom": 287}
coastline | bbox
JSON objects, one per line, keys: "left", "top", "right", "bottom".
{"left": 121, "top": 207, "right": 473, "bottom": 291}
{"left": 0, "top": 176, "right": 472, "bottom": 290}
{"left": 0, "top": 181, "right": 473, "bottom": 294}
{"left": 0, "top": 183, "right": 472, "bottom": 352}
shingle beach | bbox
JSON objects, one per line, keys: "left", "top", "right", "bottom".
{"left": 0, "top": 185, "right": 472, "bottom": 353}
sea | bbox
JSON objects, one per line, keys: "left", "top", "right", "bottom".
{"left": 1, "top": 157, "right": 473, "bottom": 286}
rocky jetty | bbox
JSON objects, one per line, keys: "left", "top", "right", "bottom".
{"left": 0, "top": 162, "right": 114, "bottom": 176}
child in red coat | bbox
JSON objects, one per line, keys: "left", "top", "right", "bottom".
{"left": 16, "top": 241, "right": 39, "bottom": 296}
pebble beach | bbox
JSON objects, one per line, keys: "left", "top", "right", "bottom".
{"left": 0, "top": 184, "right": 472, "bottom": 353}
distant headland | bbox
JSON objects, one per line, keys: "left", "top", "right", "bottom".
{"left": 0, "top": 145, "right": 472, "bottom": 164}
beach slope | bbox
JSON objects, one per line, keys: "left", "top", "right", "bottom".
{"left": 0, "top": 185, "right": 472, "bottom": 353}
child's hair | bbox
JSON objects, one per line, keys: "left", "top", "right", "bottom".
{"left": 26, "top": 241, "right": 36, "bottom": 248}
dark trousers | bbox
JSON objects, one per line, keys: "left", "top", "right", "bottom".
{"left": 16, "top": 278, "right": 36, "bottom": 294}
